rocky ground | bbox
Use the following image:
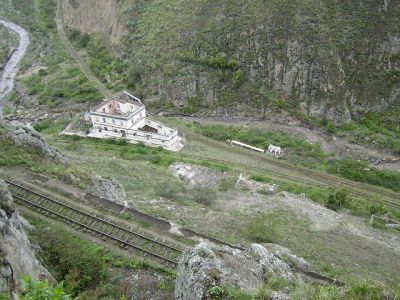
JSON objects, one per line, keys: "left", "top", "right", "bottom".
{"left": 169, "top": 163, "right": 225, "bottom": 186}
{"left": 175, "top": 242, "right": 311, "bottom": 300}
{"left": 0, "top": 180, "right": 53, "bottom": 298}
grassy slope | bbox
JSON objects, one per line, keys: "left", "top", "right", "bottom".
{"left": 39, "top": 119, "right": 400, "bottom": 290}
{"left": 0, "top": 0, "right": 102, "bottom": 107}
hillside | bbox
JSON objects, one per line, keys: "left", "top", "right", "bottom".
{"left": 61, "top": 0, "right": 400, "bottom": 122}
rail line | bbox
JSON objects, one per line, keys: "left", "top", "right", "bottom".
{"left": 51, "top": 137, "right": 400, "bottom": 210}
{"left": 4, "top": 179, "right": 183, "bottom": 268}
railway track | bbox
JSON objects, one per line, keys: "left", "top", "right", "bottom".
{"left": 4, "top": 179, "right": 183, "bottom": 268}
{"left": 51, "top": 137, "right": 400, "bottom": 210}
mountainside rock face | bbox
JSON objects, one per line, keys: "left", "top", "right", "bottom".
{"left": 60, "top": 0, "right": 125, "bottom": 49}
{"left": 62, "top": 0, "right": 400, "bottom": 123}
{"left": 175, "top": 242, "right": 306, "bottom": 300}
{"left": 0, "top": 180, "right": 52, "bottom": 297}
{"left": 86, "top": 173, "right": 127, "bottom": 206}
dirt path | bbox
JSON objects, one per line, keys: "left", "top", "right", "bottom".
{"left": 0, "top": 19, "right": 29, "bottom": 118}
{"left": 56, "top": 0, "right": 112, "bottom": 98}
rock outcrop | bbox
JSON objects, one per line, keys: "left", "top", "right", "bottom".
{"left": 0, "top": 180, "right": 52, "bottom": 297}
{"left": 86, "top": 173, "right": 127, "bottom": 206}
{"left": 61, "top": 0, "right": 125, "bottom": 50}
{"left": 175, "top": 242, "right": 307, "bottom": 300}
{"left": 169, "top": 163, "right": 224, "bottom": 186}
{"left": 6, "top": 121, "right": 68, "bottom": 165}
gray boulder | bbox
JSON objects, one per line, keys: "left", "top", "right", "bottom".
{"left": 0, "top": 180, "right": 53, "bottom": 297}
{"left": 86, "top": 173, "right": 127, "bottom": 206}
{"left": 6, "top": 121, "right": 68, "bottom": 165}
{"left": 175, "top": 242, "right": 303, "bottom": 300}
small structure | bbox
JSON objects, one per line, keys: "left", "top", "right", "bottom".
{"left": 267, "top": 144, "right": 281, "bottom": 156}
{"left": 88, "top": 91, "right": 183, "bottom": 151}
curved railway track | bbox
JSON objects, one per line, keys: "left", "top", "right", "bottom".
{"left": 4, "top": 179, "right": 182, "bottom": 268}
{"left": 51, "top": 137, "right": 400, "bottom": 210}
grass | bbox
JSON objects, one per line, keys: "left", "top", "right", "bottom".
{"left": 27, "top": 216, "right": 175, "bottom": 299}
{"left": 193, "top": 122, "right": 327, "bottom": 169}
{"left": 193, "top": 122, "right": 400, "bottom": 193}
{"left": 32, "top": 118, "right": 400, "bottom": 291}
{"left": 1, "top": 0, "right": 103, "bottom": 107}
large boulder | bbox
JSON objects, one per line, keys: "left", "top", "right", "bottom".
{"left": 169, "top": 163, "right": 224, "bottom": 186}
{"left": 86, "top": 173, "right": 127, "bottom": 206}
{"left": 6, "top": 121, "right": 68, "bottom": 165}
{"left": 0, "top": 180, "right": 53, "bottom": 297}
{"left": 175, "top": 242, "right": 304, "bottom": 300}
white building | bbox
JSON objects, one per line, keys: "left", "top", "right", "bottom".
{"left": 88, "top": 91, "right": 183, "bottom": 151}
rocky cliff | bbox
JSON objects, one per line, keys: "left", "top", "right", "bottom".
{"left": 175, "top": 242, "right": 310, "bottom": 300}
{"left": 60, "top": 0, "right": 125, "bottom": 49}
{"left": 62, "top": 0, "right": 400, "bottom": 123}
{"left": 0, "top": 180, "right": 52, "bottom": 298}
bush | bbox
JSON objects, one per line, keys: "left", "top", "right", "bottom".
{"left": 19, "top": 275, "right": 71, "bottom": 300}
{"left": 327, "top": 159, "right": 400, "bottom": 192}
{"left": 191, "top": 185, "right": 217, "bottom": 206}
{"left": 326, "top": 188, "right": 350, "bottom": 211}
{"left": 154, "top": 180, "right": 185, "bottom": 199}
{"left": 29, "top": 224, "right": 107, "bottom": 295}
{"left": 218, "top": 176, "right": 237, "bottom": 191}
{"left": 245, "top": 214, "right": 278, "bottom": 243}
{"left": 209, "top": 286, "right": 224, "bottom": 299}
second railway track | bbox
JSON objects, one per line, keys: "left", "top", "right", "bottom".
{"left": 4, "top": 179, "right": 183, "bottom": 269}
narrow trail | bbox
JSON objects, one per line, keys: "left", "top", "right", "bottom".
{"left": 0, "top": 20, "right": 29, "bottom": 118}
{"left": 56, "top": 0, "right": 112, "bottom": 99}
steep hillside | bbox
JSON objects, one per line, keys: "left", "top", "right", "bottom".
{"left": 61, "top": 0, "right": 400, "bottom": 122}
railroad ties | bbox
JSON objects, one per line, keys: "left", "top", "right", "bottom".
{"left": 4, "top": 179, "right": 182, "bottom": 269}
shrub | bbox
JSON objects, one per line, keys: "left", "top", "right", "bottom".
{"left": 191, "top": 185, "right": 217, "bottom": 206}
{"left": 326, "top": 188, "right": 350, "bottom": 211}
{"left": 19, "top": 275, "right": 71, "bottom": 300}
{"left": 154, "top": 180, "right": 185, "bottom": 199}
{"left": 209, "top": 286, "right": 224, "bottom": 299}
{"left": 29, "top": 225, "right": 107, "bottom": 295}
{"left": 245, "top": 214, "right": 278, "bottom": 243}
{"left": 218, "top": 176, "right": 237, "bottom": 191}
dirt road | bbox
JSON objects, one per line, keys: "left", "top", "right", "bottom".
{"left": 0, "top": 20, "right": 29, "bottom": 118}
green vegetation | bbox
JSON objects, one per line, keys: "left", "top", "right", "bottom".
{"left": 28, "top": 217, "right": 175, "bottom": 299}
{"left": 0, "top": 0, "right": 102, "bottom": 107}
{"left": 19, "top": 276, "right": 71, "bottom": 300}
{"left": 193, "top": 123, "right": 327, "bottom": 169}
{"left": 193, "top": 122, "right": 400, "bottom": 192}
{"left": 327, "top": 159, "right": 400, "bottom": 192}
{"left": 244, "top": 211, "right": 311, "bottom": 244}
{"left": 154, "top": 179, "right": 186, "bottom": 199}
{"left": 192, "top": 185, "right": 217, "bottom": 206}
{"left": 116, "top": 0, "right": 400, "bottom": 117}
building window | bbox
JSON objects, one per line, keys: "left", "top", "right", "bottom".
{"left": 102, "top": 108, "right": 105, "bottom": 112}
{"left": 112, "top": 119, "right": 115, "bottom": 124}
{"left": 104, "top": 127, "right": 108, "bottom": 131}
{"left": 103, "top": 118, "right": 106, "bottom": 122}
{"left": 114, "top": 129, "right": 117, "bottom": 133}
